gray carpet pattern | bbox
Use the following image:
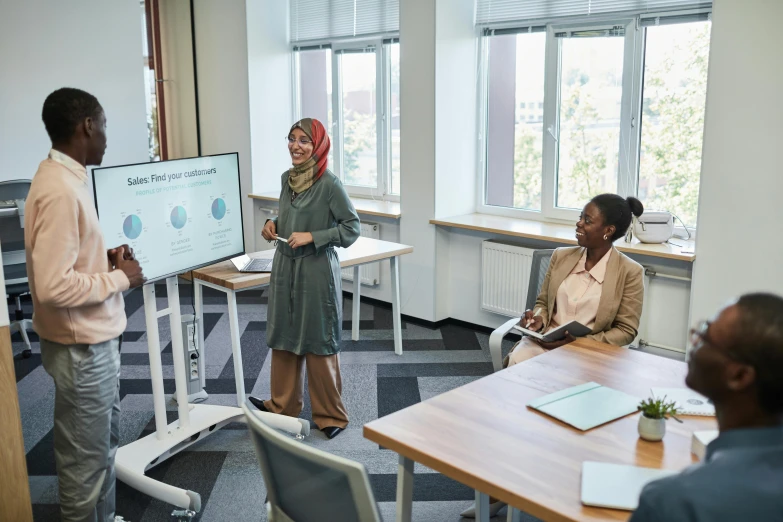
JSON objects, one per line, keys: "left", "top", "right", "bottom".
{"left": 13, "top": 283, "right": 541, "bottom": 521}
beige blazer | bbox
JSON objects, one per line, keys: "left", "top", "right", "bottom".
{"left": 532, "top": 246, "right": 644, "bottom": 346}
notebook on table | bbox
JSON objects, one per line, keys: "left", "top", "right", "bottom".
{"left": 650, "top": 388, "right": 715, "bottom": 416}
{"left": 527, "top": 382, "right": 641, "bottom": 431}
{"left": 581, "top": 462, "right": 677, "bottom": 510}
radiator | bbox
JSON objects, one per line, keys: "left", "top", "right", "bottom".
{"left": 342, "top": 222, "right": 380, "bottom": 286}
{"left": 481, "top": 240, "right": 535, "bottom": 317}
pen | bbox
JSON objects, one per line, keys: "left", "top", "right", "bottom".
{"left": 275, "top": 236, "right": 288, "bottom": 243}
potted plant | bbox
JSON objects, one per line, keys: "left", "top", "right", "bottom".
{"left": 637, "top": 395, "right": 682, "bottom": 442}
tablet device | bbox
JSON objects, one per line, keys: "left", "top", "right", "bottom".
{"left": 513, "top": 320, "right": 592, "bottom": 343}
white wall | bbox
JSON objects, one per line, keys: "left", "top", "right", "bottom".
{"left": 245, "top": 0, "right": 293, "bottom": 197}
{"left": 0, "top": 0, "right": 148, "bottom": 181}
{"left": 399, "top": 0, "right": 439, "bottom": 321}
{"left": 193, "top": 0, "right": 255, "bottom": 249}
{"left": 689, "top": 0, "right": 783, "bottom": 335}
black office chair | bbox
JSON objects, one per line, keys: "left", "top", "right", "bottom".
{"left": 0, "top": 180, "right": 33, "bottom": 358}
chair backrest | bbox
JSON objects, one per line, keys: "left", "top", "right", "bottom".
{"left": 0, "top": 180, "right": 31, "bottom": 262}
{"left": 525, "top": 249, "right": 555, "bottom": 312}
{"left": 242, "top": 405, "right": 382, "bottom": 522}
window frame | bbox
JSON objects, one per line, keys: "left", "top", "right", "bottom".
{"left": 294, "top": 37, "right": 400, "bottom": 202}
{"left": 477, "top": 13, "right": 707, "bottom": 236}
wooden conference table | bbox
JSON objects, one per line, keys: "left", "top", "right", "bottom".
{"left": 364, "top": 338, "right": 717, "bottom": 522}
{"left": 188, "top": 237, "right": 413, "bottom": 406}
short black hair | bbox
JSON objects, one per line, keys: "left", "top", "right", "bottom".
{"left": 733, "top": 293, "right": 783, "bottom": 413}
{"left": 41, "top": 88, "right": 103, "bottom": 144}
{"left": 590, "top": 194, "right": 644, "bottom": 241}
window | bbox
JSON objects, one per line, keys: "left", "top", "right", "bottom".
{"left": 556, "top": 31, "right": 624, "bottom": 210}
{"left": 141, "top": 0, "right": 166, "bottom": 161}
{"left": 290, "top": 0, "right": 399, "bottom": 199}
{"left": 638, "top": 21, "right": 711, "bottom": 228}
{"left": 296, "top": 41, "right": 399, "bottom": 198}
{"left": 479, "top": 14, "right": 711, "bottom": 229}
{"left": 485, "top": 32, "right": 546, "bottom": 210}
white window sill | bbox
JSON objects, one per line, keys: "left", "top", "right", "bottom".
{"left": 249, "top": 193, "right": 401, "bottom": 220}
{"left": 430, "top": 213, "right": 695, "bottom": 262}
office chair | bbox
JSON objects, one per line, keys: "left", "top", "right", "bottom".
{"left": 0, "top": 180, "right": 34, "bottom": 358}
{"left": 243, "top": 405, "right": 383, "bottom": 522}
{"left": 488, "top": 249, "right": 555, "bottom": 372}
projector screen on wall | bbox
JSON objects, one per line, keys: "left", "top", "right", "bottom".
{"left": 92, "top": 153, "right": 245, "bottom": 282}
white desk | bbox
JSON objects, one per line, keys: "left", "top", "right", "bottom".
{"left": 189, "top": 236, "right": 414, "bottom": 405}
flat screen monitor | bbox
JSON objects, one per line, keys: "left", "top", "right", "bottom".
{"left": 92, "top": 152, "right": 245, "bottom": 282}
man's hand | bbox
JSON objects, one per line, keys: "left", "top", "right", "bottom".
{"left": 108, "top": 244, "right": 135, "bottom": 264}
{"left": 261, "top": 220, "right": 277, "bottom": 241}
{"left": 519, "top": 309, "right": 544, "bottom": 332}
{"left": 288, "top": 232, "right": 314, "bottom": 249}
{"left": 534, "top": 331, "right": 576, "bottom": 351}
{"left": 111, "top": 247, "right": 145, "bottom": 288}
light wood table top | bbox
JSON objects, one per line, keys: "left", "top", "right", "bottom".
{"left": 249, "top": 192, "right": 402, "bottom": 219}
{"left": 189, "top": 236, "right": 413, "bottom": 291}
{"left": 363, "top": 339, "right": 716, "bottom": 522}
{"left": 430, "top": 213, "right": 696, "bottom": 262}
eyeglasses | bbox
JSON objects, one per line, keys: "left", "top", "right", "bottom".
{"left": 286, "top": 136, "right": 313, "bottom": 146}
{"left": 689, "top": 320, "right": 745, "bottom": 362}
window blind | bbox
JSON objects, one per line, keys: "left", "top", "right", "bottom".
{"left": 475, "top": 0, "right": 712, "bottom": 29}
{"left": 290, "top": 0, "right": 399, "bottom": 45}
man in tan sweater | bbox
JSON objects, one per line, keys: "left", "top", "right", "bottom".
{"left": 25, "top": 87, "right": 144, "bottom": 522}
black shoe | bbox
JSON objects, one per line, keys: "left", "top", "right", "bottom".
{"left": 248, "top": 396, "right": 269, "bottom": 412}
{"left": 321, "top": 426, "right": 344, "bottom": 439}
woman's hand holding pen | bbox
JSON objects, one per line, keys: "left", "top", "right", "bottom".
{"left": 519, "top": 309, "right": 544, "bottom": 332}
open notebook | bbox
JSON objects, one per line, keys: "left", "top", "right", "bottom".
{"left": 581, "top": 462, "right": 677, "bottom": 510}
{"left": 650, "top": 388, "right": 715, "bottom": 416}
{"left": 527, "top": 382, "right": 641, "bottom": 431}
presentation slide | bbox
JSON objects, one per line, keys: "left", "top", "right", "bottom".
{"left": 92, "top": 153, "right": 245, "bottom": 282}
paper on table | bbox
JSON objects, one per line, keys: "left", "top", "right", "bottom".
{"left": 650, "top": 388, "right": 715, "bottom": 416}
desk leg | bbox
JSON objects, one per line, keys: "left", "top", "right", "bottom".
{"left": 226, "top": 289, "right": 246, "bottom": 406}
{"left": 396, "top": 455, "right": 414, "bottom": 522}
{"left": 475, "top": 491, "right": 490, "bottom": 522}
{"left": 194, "top": 280, "right": 206, "bottom": 391}
{"left": 352, "top": 265, "right": 361, "bottom": 341}
{"left": 390, "top": 256, "right": 403, "bottom": 355}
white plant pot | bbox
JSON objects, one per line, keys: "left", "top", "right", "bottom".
{"left": 638, "top": 415, "right": 666, "bottom": 442}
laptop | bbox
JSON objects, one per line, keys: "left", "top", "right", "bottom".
{"left": 230, "top": 254, "right": 273, "bottom": 273}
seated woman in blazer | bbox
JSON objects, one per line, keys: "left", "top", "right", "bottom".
{"left": 505, "top": 193, "right": 645, "bottom": 367}
{"left": 463, "top": 193, "right": 649, "bottom": 519}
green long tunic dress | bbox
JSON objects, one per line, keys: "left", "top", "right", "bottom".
{"left": 266, "top": 169, "right": 361, "bottom": 356}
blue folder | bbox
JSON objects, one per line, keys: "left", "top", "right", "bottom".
{"left": 527, "top": 382, "right": 641, "bottom": 431}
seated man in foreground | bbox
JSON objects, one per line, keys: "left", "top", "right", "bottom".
{"left": 631, "top": 293, "right": 783, "bottom": 522}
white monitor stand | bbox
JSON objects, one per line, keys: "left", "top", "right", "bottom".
{"left": 114, "top": 276, "right": 308, "bottom": 513}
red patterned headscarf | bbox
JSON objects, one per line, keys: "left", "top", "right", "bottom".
{"left": 288, "top": 118, "right": 331, "bottom": 193}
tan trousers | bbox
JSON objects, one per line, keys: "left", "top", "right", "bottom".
{"left": 263, "top": 349, "right": 349, "bottom": 430}
{"left": 503, "top": 337, "right": 548, "bottom": 368}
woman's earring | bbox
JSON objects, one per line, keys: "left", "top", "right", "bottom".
{"left": 603, "top": 234, "right": 608, "bottom": 240}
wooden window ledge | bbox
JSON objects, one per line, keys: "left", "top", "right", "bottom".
{"left": 430, "top": 213, "right": 695, "bottom": 262}
{"left": 249, "top": 192, "right": 401, "bottom": 219}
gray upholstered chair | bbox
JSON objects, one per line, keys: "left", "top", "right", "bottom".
{"left": 488, "top": 249, "right": 555, "bottom": 372}
{"left": 243, "top": 405, "right": 383, "bottom": 522}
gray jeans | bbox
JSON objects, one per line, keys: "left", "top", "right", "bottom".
{"left": 41, "top": 336, "right": 121, "bottom": 522}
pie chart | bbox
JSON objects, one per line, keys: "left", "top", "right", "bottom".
{"left": 170, "top": 206, "right": 187, "bottom": 229}
{"left": 211, "top": 198, "right": 226, "bottom": 220}
{"left": 123, "top": 214, "right": 142, "bottom": 240}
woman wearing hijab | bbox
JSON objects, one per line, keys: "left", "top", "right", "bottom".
{"left": 248, "top": 118, "right": 360, "bottom": 439}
